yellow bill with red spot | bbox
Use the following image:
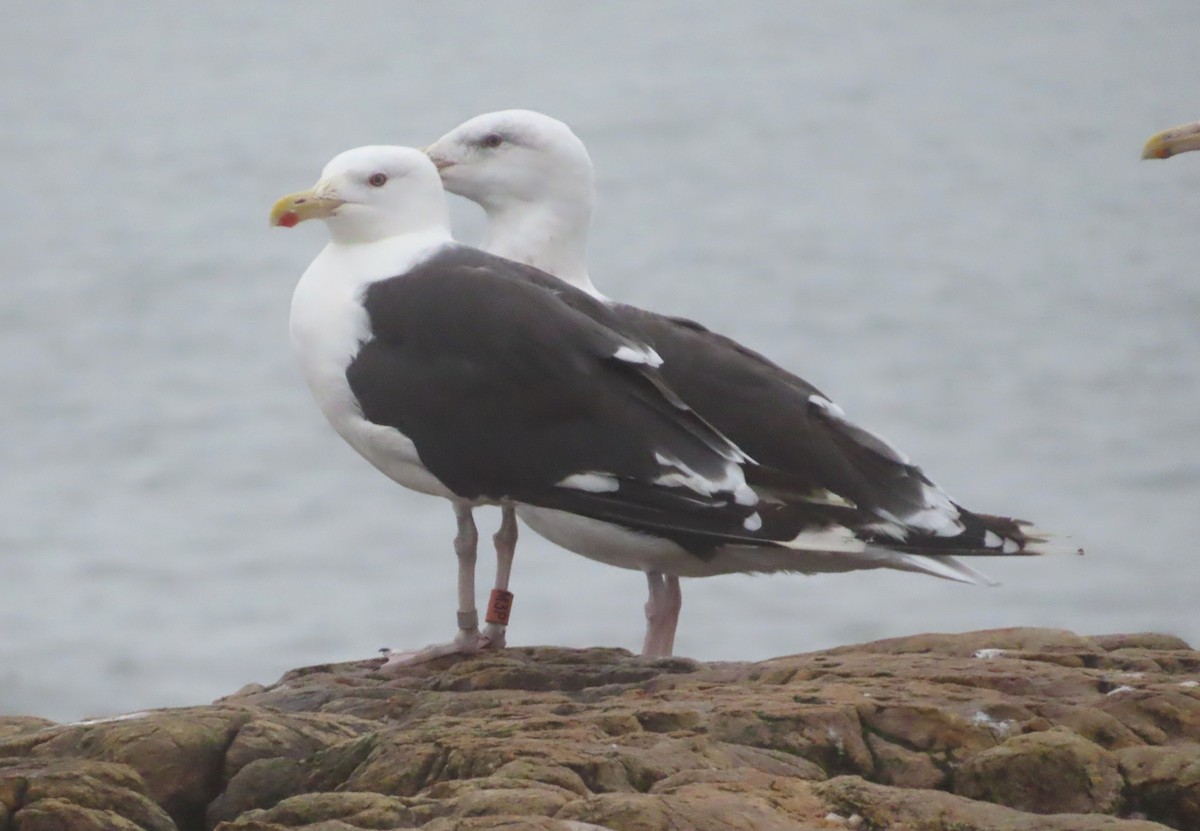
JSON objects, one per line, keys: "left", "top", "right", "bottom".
{"left": 1142, "top": 121, "right": 1200, "bottom": 160}
{"left": 269, "top": 188, "right": 345, "bottom": 227}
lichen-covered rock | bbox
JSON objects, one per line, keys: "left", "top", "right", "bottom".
{"left": 859, "top": 702, "right": 998, "bottom": 763}
{"left": 0, "top": 717, "right": 57, "bottom": 743}
{"left": 422, "top": 820, "right": 616, "bottom": 831}
{"left": 1117, "top": 744, "right": 1200, "bottom": 830}
{"left": 1, "top": 629, "right": 1195, "bottom": 830}
{"left": 0, "top": 757, "right": 176, "bottom": 831}
{"left": 214, "top": 790, "right": 418, "bottom": 829}
{"left": 864, "top": 731, "right": 946, "bottom": 789}
{"left": 953, "top": 728, "right": 1124, "bottom": 814}
{"left": 1096, "top": 687, "right": 1200, "bottom": 744}
{"left": 1090, "top": 634, "right": 1194, "bottom": 652}
{"left": 221, "top": 711, "right": 377, "bottom": 782}
{"left": 206, "top": 757, "right": 308, "bottom": 828}
{"left": 556, "top": 771, "right": 829, "bottom": 831}
{"left": 818, "top": 774, "right": 1168, "bottom": 831}
{"left": 12, "top": 707, "right": 251, "bottom": 826}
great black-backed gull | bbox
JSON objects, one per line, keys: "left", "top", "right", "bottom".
{"left": 424, "top": 110, "right": 1079, "bottom": 656}
{"left": 1143, "top": 120, "right": 1200, "bottom": 159}
{"left": 271, "top": 145, "right": 971, "bottom": 662}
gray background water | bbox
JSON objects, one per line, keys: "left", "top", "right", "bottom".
{"left": 2, "top": 2, "right": 1198, "bottom": 721}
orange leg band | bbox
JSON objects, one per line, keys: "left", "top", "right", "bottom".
{"left": 485, "top": 589, "right": 514, "bottom": 626}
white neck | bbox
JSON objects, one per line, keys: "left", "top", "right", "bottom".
{"left": 325, "top": 192, "right": 452, "bottom": 247}
{"left": 320, "top": 227, "right": 454, "bottom": 284}
{"left": 290, "top": 227, "right": 453, "bottom": 422}
{"left": 292, "top": 227, "right": 453, "bottom": 369}
{"left": 480, "top": 199, "right": 603, "bottom": 299}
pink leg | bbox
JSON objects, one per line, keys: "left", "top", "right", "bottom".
{"left": 481, "top": 506, "right": 518, "bottom": 648}
{"left": 453, "top": 502, "right": 482, "bottom": 637}
{"left": 660, "top": 575, "right": 682, "bottom": 655}
{"left": 382, "top": 501, "right": 492, "bottom": 668}
{"left": 642, "top": 572, "right": 683, "bottom": 657}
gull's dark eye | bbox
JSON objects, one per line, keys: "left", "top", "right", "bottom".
{"left": 481, "top": 133, "right": 503, "bottom": 149}
{"left": 368, "top": 173, "right": 388, "bottom": 187}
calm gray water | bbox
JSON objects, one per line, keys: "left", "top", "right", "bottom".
{"left": 2, "top": 2, "right": 1198, "bottom": 721}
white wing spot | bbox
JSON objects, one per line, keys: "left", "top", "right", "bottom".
{"left": 909, "top": 484, "right": 964, "bottom": 536}
{"left": 652, "top": 452, "right": 758, "bottom": 506}
{"left": 984, "top": 530, "right": 1002, "bottom": 548}
{"left": 782, "top": 525, "right": 864, "bottom": 552}
{"left": 613, "top": 344, "right": 663, "bottom": 368}
{"left": 743, "top": 512, "right": 762, "bottom": 532}
{"left": 862, "top": 520, "right": 908, "bottom": 541}
{"left": 556, "top": 472, "right": 620, "bottom": 493}
{"left": 1002, "top": 537, "right": 1020, "bottom": 554}
{"left": 731, "top": 482, "right": 757, "bottom": 506}
{"left": 808, "top": 394, "right": 847, "bottom": 419}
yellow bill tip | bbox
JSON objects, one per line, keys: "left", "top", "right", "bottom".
{"left": 1142, "top": 133, "right": 1173, "bottom": 160}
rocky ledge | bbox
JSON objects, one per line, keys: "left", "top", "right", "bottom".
{"left": 2, "top": 628, "right": 1198, "bottom": 831}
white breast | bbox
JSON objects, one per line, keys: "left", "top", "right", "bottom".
{"left": 288, "top": 236, "right": 458, "bottom": 500}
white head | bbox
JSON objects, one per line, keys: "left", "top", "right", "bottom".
{"left": 425, "top": 110, "right": 595, "bottom": 213}
{"left": 270, "top": 145, "right": 450, "bottom": 245}
{"left": 424, "top": 110, "right": 600, "bottom": 295}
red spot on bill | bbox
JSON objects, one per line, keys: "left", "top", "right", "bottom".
{"left": 277, "top": 211, "right": 300, "bottom": 228}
